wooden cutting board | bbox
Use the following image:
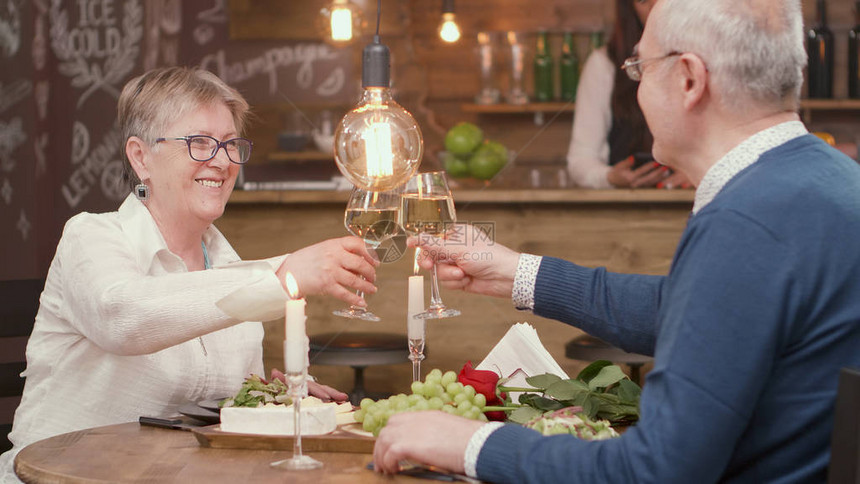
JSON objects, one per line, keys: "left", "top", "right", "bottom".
{"left": 193, "top": 424, "right": 375, "bottom": 454}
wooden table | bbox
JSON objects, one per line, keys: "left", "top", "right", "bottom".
{"left": 14, "top": 423, "right": 415, "bottom": 483}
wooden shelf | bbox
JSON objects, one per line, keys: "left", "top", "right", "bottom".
{"left": 229, "top": 188, "right": 695, "bottom": 205}
{"left": 267, "top": 151, "right": 333, "bottom": 162}
{"left": 461, "top": 102, "right": 575, "bottom": 113}
{"left": 799, "top": 99, "right": 860, "bottom": 109}
{"left": 460, "top": 99, "right": 860, "bottom": 114}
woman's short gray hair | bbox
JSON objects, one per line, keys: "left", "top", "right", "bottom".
{"left": 117, "top": 67, "right": 250, "bottom": 190}
{"left": 653, "top": 0, "right": 806, "bottom": 112}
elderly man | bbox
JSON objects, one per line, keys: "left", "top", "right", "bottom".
{"left": 372, "top": 0, "right": 860, "bottom": 482}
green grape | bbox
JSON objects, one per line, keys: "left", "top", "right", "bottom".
{"left": 428, "top": 397, "right": 444, "bottom": 410}
{"left": 440, "top": 392, "right": 452, "bottom": 403}
{"left": 453, "top": 393, "right": 469, "bottom": 404}
{"left": 427, "top": 368, "right": 443, "bottom": 380}
{"left": 363, "top": 414, "right": 378, "bottom": 432}
{"left": 479, "top": 413, "right": 489, "bottom": 422}
{"left": 446, "top": 381, "right": 464, "bottom": 396}
{"left": 411, "top": 381, "right": 425, "bottom": 395}
{"left": 465, "top": 407, "right": 482, "bottom": 420}
{"left": 360, "top": 398, "right": 374, "bottom": 410}
{"left": 407, "top": 393, "right": 424, "bottom": 405}
{"left": 473, "top": 393, "right": 487, "bottom": 409}
{"left": 354, "top": 409, "right": 366, "bottom": 422}
{"left": 413, "top": 399, "right": 430, "bottom": 411}
{"left": 457, "top": 400, "right": 473, "bottom": 412}
{"left": 441, "top": 370, "right": 458, "bottom": 387}
{"left": 441, "top": 405, "right": 457, "bottom": 414}
{"left": 463, "top": 385, "right": 477, "bottom": 399}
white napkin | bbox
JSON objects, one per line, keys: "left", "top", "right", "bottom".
{"left": 477, "top": 322, "right": 568, "bottom": 400}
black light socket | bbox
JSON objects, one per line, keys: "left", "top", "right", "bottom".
{"left": 361, "top": 35, "right": 391, "bottom": 88}
{"left": 443, "top": 0, "right": 455, "bottom": 14}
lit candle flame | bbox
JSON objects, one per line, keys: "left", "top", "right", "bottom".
{"left": 285, "top": 272, "right": 300, "bottom": 299}
{"left": 413, "top": 248, "right": 421, "bottom": 275}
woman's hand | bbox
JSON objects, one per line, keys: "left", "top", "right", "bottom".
{"left": 277, "top": 236, "right": 378, "bottom": 306}
{"left": 657, "top": 170, "right": 693, "bottom": 189}
{"left": 270, "top": 369, "right": 349, "bottom": 403}
{"left": 607, "top": 157, "right": 669, "bottom": 188}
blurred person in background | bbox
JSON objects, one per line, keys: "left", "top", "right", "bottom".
{"left": 568, "top": 0, "right": 689, "bottom": 189}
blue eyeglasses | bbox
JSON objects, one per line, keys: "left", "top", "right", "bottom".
{"left": 155, "top": 135, "right": 253, "bottom": 164}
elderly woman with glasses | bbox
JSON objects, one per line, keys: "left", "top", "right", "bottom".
{"left": 0, "top": 67, "right": 371, "bottom": 481}
{"left": 566, "top": 0, "right": 690, "bottom": 189}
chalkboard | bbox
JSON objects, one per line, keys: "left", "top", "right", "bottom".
{"left": 0, "top": 0, "right": 355, "bottom": 281}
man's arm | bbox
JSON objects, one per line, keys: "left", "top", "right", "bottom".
{"left": 533, "top": 257, "right": 665, "bottom": 356}
{"left": 475, "top": 210, "right": 793, "bottom": 483}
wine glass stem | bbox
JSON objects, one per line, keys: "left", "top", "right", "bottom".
{"left": 292, "top": 381, "right": 303, "bottom": 459}
{"left": 349, "top": 289, "right": 365, "bottom": 311}
{"left": 408, "top": 339, "right": 425, "bottom": 382}
{"left": 429, "top": 264, "right": 444, "bottom": 309}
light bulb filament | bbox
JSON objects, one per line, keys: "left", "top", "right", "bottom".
{"left": 439, "top": 13, "right": 461, "bottom": 43}
{"left": 364, "top": 121, "right": 394, "bottom": 177}
{"left": 331, "top": 7, "right": 353, "bottom": 41}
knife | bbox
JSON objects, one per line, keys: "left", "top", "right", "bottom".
{"left": 139, "top": 416, "right": 201, "bottom": 431}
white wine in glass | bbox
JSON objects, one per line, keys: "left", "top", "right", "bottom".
{"left": 333, "top": 187, "right": 402, "bottom": 321}
{"left": 401, "top": 171, "right": 461, "bottom": 319}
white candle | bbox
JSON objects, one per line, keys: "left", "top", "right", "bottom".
{"left": 408, "top": 250, "right": 425, "bottom": 339}
{"left": 284, "top": 273, "right": 307, "bottom": 373}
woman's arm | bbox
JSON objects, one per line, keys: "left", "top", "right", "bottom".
{"left": 566, "top": 48, "right": 615, "bottom": 188}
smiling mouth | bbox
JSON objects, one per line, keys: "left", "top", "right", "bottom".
{"left": 196, "top": 179, "right": 224, "bottom": 188}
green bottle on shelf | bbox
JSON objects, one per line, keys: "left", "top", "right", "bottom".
{"left": 533, "top": 31, "right": 554, "bottom": 102}
{"left": 589, "top": 31, "right": 604, "bottom": 52}
{"left": 560, "top": 32, "right": 579, "bottom": 102}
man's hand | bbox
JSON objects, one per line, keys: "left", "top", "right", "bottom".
{"left": 410, "top": 224, "right": 521, "bottom": 299}
{"left": 373, "top": 411, "right": 485, "bottom": 475}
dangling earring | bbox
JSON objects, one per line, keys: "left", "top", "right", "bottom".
{"left": 134, "top": 183, "right": 150, "bottom": 201}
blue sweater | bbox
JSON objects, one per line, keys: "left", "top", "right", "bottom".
{"left": 476, "top": 135, "right": 860, "bottom": 483}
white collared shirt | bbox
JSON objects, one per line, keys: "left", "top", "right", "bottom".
{"left": 693, "top": 121, "right": 808, "bottom": 214}
{"left": 0, "top": 194, "right": 288, "bottom": 482}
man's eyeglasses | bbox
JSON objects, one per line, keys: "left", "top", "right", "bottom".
{"left": 621, "top": 51, "right": 681, "bottom": 82}
{"left": 155, "top": 135, "right": 253, "bottom": 165}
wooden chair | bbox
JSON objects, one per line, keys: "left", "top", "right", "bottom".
{"left": 565, "top": 334, "right": 652, "bottom": 385}
{"left": 828, "top": 367, "right": 860, "bottom": 484}
{"left": 0, "top": 279, "right": 43, "bottom": 453}
{"left": 309, "top": 332, "right": 411, "bottom": 405}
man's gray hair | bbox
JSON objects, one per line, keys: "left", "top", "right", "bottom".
{"left": 653, "top": 0, "right": 806, "bottom": 112}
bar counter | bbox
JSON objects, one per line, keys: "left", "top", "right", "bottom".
{"left": 219, "top": 188, "right": 694, "bottom": 396}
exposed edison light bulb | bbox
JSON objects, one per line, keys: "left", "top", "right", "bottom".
{"left": 317, "top": 0, "right": 364, "bottom": 47}
{"left": 334, "top": 37, "right": 423, "bottom": 191}
{"left": 438, "top": 0, "right": 461, "bottom": 43}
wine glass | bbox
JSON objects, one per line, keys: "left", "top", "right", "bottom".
{"left": 333, "top": 186, "right": 402, "bottom": 321}
{"left": 401, "top": 171, "right": 461, "bottom": 319}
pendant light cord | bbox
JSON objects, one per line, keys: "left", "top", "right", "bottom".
{"left": 376, "top": 0, "right": 381, "bottom": 37}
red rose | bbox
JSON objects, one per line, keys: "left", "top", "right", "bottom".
{"left": 458, "top": 361, "right": 507, "bottom": 421}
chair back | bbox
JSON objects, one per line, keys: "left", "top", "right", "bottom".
{"left": 828, "top": 367, "right": 860, "bottom": 484}
{"left": 0, "top": 279, "right": 43, "bottom": 453}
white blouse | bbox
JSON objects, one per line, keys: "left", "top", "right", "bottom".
{"left": 0, "top": 194, "right": 289, "bottom": 483}
{"left": 566, "top": 47, "right": 616, "bottom": 189}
